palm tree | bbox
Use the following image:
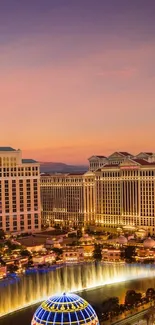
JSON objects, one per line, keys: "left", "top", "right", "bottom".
{"left": 146, "top": 288, "right": 155, "bottom": 300}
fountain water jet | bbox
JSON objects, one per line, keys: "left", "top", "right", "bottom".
{"left": 0, "top": 262, "right": 155, "bottom": 317}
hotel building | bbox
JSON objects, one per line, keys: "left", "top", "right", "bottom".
{"left": 88, "top": 152, "right": 155, "bottom": 236}
{"left": 41, "top": 151, "right": 155, "bottom": 235}
{"left": 0, "top": 147, "right": 41, "bottom": 233}
{"left": 40, "top": 173, "right": 84, "bottom": 227}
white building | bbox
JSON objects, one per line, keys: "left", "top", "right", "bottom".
{"left": 88, "top": 155, "right": 107, "bottom": 171}
{"left": 40, "top": 150, "right": 155, "bottom": 236}
{"left": 0, "top": 147, "right": 41, "bottom": 233}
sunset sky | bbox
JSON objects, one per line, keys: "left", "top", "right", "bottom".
{"left": 1, "top": 0, "right": 155, "bottom": 164}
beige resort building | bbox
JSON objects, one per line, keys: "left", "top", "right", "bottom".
{"left": 0, "top": 147, "right": 41, "bottom": 233}
{"left": 40, "top": 173, "right": 84, "bottom": 227}
{"left": 41, "top": 151, "right": 155, "bottom": 236}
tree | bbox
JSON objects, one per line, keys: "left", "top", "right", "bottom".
{"left": 77, "top": 229, "right": 82, "bottom": 238}
{"left": 52, "top": 247, "right": 63, "bottom": 256}
{"left": 68, "top": 241, "right": 79, "bottom": 246}
{"left": 120, "top": 248, "right": 125, "bottom": 260}
{"left": 93, "top": 244, "right": 102, "bottom": 261}
{"left": 28, "top": 255, "right": 33, "bottom": 267}
{"left": 124, "top": 246, "right": 136, "bottom": 262}
{"left": 8, "top": 263, "right": 19, "bottom": 273}
{"left": 119, "top": 304, "right": 126, "bottom": 313}
{"left": 0, "top": 258, "right": 5, "bottom": 266}
{"left": 0, "top": 229, "right": 5, "bottom": 239}
{"left": 146, "top": 288, "right": 155, "bottom": 299}
{"left": 125, "top": 290, "right": 142, "bottom": 306}
{"left": 143, "top": 259, "right": 154, "bottom": 264}
{"left": 6, "top": 240, "right": 20, "bottom": 250}
{"left": 0, "top": 242, "right": 5, "bottom": 252}
{"left": 20, "top": 249, "right": 31, "bottom": 257}
{"left": 125, "top": 290, "right": 136, "bottom": 306}
{"left": 54, "top": 224, "right": 61, "bottom": 230}
{"left": 102, "top": 297, "right": 120, "bottom": 315}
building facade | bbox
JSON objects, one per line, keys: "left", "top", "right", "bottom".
{"left": 88, "top": 152, "right": 133, "bottom": 171}
{"left": 0, "top": 147, "right": 41, "bottom": 233}
{"left": 94, "top": 157, "right": 155, "bottom": 235}
{"left": 0, "top": 264, "right": 7, "bottom": 279}
{"left": 40, "top": 173, "right": 84, "bottom": 227}
{"left": 83, "top": 171, "right": 96, "bottom": 225}
{"left": 41, "top": 151, "right": 155, "bottom": 235}
{"left": 62, "top": 247, "right": 84, "bottom": 263}
{"left": 102, "top": 248, "right": 121, "bottom": 262}
{"left": 88, "top": 155, "right": 107, "bottom": 172}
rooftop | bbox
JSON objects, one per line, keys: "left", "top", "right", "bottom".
{"left": 0, "top": 147, "right": 16, "bottom": 151}
{"left": 95, "top": 168, "right": 102, "bottom": 172}
{"left": 103, "top": 163, "right": 120, "bottom": 168}
{"left": 137, "top": 152, "right": 153, "bottom": 156}
{"left": 22, "top": 159, "right": 38, "bottom": 164}
{"left": 119, "top": 151, "right": 132, "bottom": 156}
{"left": 68, "top": 172, "right": 85, "bottom": 176}
{"left": 18, "top": 236, "right": 46, "bottom": 247}
{"left": 41, "top": 172, "right": 85, "bottom": 177}
{"left": 143, "top": 152, "right": 154, "bottom": 156}
{"left": 88, "top": 155, "right": 107, "bottom": 159}
{"left": 133, "top": 159, "right": 154, "bottom": 165}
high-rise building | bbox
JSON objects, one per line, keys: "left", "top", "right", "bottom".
{"left": 40, "top": 173, "right": 84, "bottom": 227}
{"left": 87, "top": 154, "right": 155, "bottom": 236}
{"left": 40, "top": 151, "right": 155, "bottom": 235}
{"left": 0, "top": 147, "right": 41, "bottom": 233}
{"left": 83, "top": 171, "right": 96, "bottom": 225}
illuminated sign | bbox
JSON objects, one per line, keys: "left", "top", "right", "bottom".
{"left": 120, "top": 166, "right": 139, "bottom": 170}
{"left": 53, "top": 208, "right": 66, "bottom": 212}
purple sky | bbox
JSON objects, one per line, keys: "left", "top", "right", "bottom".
{"left": 1, "top": 0, "right": 155, "bottom": 163}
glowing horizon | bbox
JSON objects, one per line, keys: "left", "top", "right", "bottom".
{"left": 1, "top": 1, "right": 155, "bottom": 164}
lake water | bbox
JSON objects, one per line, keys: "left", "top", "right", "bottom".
{"left": 0, "top": 275, "right": 155, "bottom": 325}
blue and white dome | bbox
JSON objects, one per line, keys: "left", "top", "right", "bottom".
{"left": 31, "top": 292, "right": 99, "bottom": 325}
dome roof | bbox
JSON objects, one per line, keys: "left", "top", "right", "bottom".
{"left": 143, "top": 237, "right": 155, "bottom": 248}
{"left": 138, "top": 229, "right": 146, "bottom": 233}
{"left": 31, "top": 292, "right": 99, "bottom": 325}
{"left": 79, "top": 234, "right": 94, "bottom": 243}
{"left": 118, "top": 235, "right": 127, "bottom": 245}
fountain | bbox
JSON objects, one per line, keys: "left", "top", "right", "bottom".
{"left": 0, "top": 262, "right": 155, "bottom": 317}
